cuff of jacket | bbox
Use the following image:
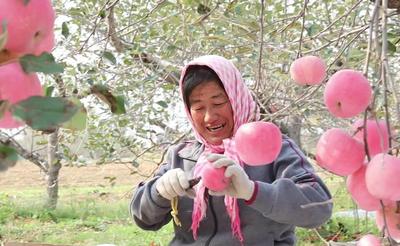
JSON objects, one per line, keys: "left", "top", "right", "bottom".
{"left": 245, "top": 181, "right": 259, "bottom": 205}
{"left": 150, "top": 180, "right": 171, "bottom": 209}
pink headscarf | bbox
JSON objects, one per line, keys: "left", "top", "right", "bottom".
{"left": 179, "top": 55, "right": 260, "bottom": 243}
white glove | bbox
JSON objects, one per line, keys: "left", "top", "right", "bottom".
{"left": 155, "top": 168, "right": 196, "bottom": 200}
{"left": 206, "top": 153, "right": 255, "bottom": 200}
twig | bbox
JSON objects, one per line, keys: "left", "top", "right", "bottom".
{"left": 297, "top": 0, "right": 308, "bottom": 58}
{"left": 363, "top": 0, "right": 380, "bottom": 76}
{"left": 145, "top": 131, "right": 190, "bottom": 180}
{"left": 326, "top": 27, "right": 367, "bottom": 70}
{"left": 79, "top": 0, "right": 112, "bottom": 52}
{"left": 363, "top": 109, "right": 372, "bottom": 162}
{"left": 313, "top": 229, "right": 329, "bottom": 245}
{"left": 381, "top": 0, "right": 393, "bottom": 152}
{"left": 256, "top": 0, "right": 265, "bottom": 92}
{"left": 0, "top": 132, "right": 48, "bottom": 172}
{"left": 311, "top": 0, "right": 363, "bottom": 40}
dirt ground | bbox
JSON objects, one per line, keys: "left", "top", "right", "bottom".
{"left": 0, "top": 160, "right": 159, "bottom": 189}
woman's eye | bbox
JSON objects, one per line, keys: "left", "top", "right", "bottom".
{"left": 214, "top": 101, "right": 227, "bottom": 106}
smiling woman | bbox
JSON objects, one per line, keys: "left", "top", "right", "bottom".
{"left": 183, "top": 67, "right": 234, "bottom": 145}
{"left": 130, "top": 55, "right": 333, "bottom": 246}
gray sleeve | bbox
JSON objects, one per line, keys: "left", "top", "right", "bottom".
{"left": 248, "top": 137, "right": 333, "bottom": 228}
{"left": 129, "top": 148, "right": 175, "bottom": 231}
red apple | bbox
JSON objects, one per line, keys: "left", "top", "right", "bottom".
{"left": 346, "top": 165, "right": 381, "bottom": 211}
{"left": 352, "top": 119, "right": 390, "bottom": 157}
{"left": 356, "top": 234, "right": 381, "bottom": 246}
{"left": 0, "top": 0, "right": 55, "bottom": 59}
{"left": 201, "top": 163, "right": 231, "bottom": 192}
{"left": 0, "top": 62, "right": 43, "bottom": 128}
{"left": 235, "top": 121, "right": 282, "bottom": 166}
{"left": 324, "top": 69, "right": 372, "bottom": 118}
{"left": 365, "top": 153, "right": 400, "bottom": 201}
{"left": 316, "top": 128, "right": 365, "bottom": 176}
{"left": 376, "top": 205, "right": 400, "bottom": 241}
{"left": 290, "top": 55, "right": 326, "bottom": 85}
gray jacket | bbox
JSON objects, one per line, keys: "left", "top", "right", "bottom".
{"left": 130, "top": 136, "right": 332, "bottom": 245}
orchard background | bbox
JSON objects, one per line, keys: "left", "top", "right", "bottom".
{"left": 1, "top": 0, "right": 400, "bottom": 245}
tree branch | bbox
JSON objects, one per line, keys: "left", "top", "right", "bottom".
{"left": 0, "top": 132, "right": 48, "bottom": 172}
{"left": 106, "top": 2, "right": 181, "bottom": 85}
{"left": 256, "top": 0, "right": 265, "bottom": 92}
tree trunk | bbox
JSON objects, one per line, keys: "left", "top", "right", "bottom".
{"left": 286, "top": 115, "right": 302, "bottom": 149}
{"left": 45, "top": 129, "right": 61, "bottom": 210}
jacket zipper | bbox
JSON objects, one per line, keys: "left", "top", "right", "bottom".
{"left": 205, "top": 195, "right": 217, "bottom": 246}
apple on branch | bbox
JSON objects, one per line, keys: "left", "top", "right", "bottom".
{"left": 0, "top": 62, "right": 43, "bottom": 128}
{"left": 316, "top": 128, "right": 365, "bottom": 176}
{"left": 324, "top": 69, "right": 372, "bottom": 118}
{"left": 290, "top": 55, "right": 327, "bottom": 86}
{"left": 0, "top": 0, "right": 55, "bottom": 64}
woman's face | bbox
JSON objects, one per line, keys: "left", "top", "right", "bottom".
{"left": 188, "top": 80, "right": 234, "bottom": 145}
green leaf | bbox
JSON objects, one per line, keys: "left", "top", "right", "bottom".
{"left": 132, "top": 160, "right": 139, "bottom": 167}
{"left": 23, "top": 0, "right": 30, "bottom": 5}
{"left": 306, "top": 24, "right": 319, "bottom": 37}
{"left": 19, "top": 53, "right": 64, "bottom": 74}
{"left": 90, "top": 84, "right": 126, "bottom": 115}
{"left": 156, "top": 101, "right": 168, "bottom": 108}
{"left": 61, "top": 98, "right": 87, "bottom": 131}
{"left": 44, "top": 86, "right": 55, "bottom": 97}
{"left": 0, "top": 21, "right": 8, "bottom": 51}
{"left": 0, "top": 144, "right": 18, "bottom": 171}
{"left": 61, "top": 22, "right": 70, "bottom": 38}
{"left": 99, "top": 10, "right": 106, "bottom": 19}
{"left": 11, "top": 96, "right": 79, "bottom": 131}
{"left": 114, "top": 96, "right": 126, "bottom": 115}
{"left": 102, "top": 51, "right": 116, "bottom": 64}
{"left": 388, "top": 41, "right": 397, "bottom": 54}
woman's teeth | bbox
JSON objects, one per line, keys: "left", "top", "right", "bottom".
{"left": 207, "top": 124, "right": 224, "bottom": 132}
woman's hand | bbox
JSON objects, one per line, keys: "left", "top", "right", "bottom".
{"left": 206, "top": 153, "right": 255, "bottom": 200}
{"left": 155, "top": 168, "right": 195, "bottom": 200}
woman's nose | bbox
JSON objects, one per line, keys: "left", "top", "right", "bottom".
{"left": 204, "top": 108, "right": 217, "bottom": 123}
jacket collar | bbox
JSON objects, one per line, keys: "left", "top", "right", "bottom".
{"left": 178, "top": 141, "right": 204, "bottom": 162}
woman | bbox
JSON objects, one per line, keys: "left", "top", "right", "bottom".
{"left": 130, "top": 55, "right": 332, "bottom": 245}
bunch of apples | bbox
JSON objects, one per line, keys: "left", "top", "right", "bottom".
{"left": 0, "top": 0, "right": 55, "bottom": 128}
{"left": 291, "top": 55, "right": 400, "bottom": 244}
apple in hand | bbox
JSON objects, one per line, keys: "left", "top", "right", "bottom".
{"left": 201, "top": 162, "right": 231, "bottom": 192}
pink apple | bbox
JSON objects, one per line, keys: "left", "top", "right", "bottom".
{"left": 324, "top": 69, "right": 372, "bottom": 118}
{"left": 346, "top": 165, "right": 381, "bottom": 211}
{"left": 235, "top": 121, "right": 282, "bottom": 166}
{"left": 352, "top": 119, "right": 390, "bottom": 157}
{"left": 0, "top": 62, "right": 43, "bottom": 128}
{"left": 33, "top": 31, "right": 55, "bottom": 56}
{"left": 316, "top": 128, "right": 365, "bottom": 176}
{"left": 290, "top": 55, "right": 326, "bottom": 85}
{"left": 365, "top": 153, "right": 400, "bottom": 201}
{"left": 0, "top": 0, "right": 55, "bottom": 56}
{"left": 376, "top": 205, "right": 400, "bottom": 241}
{"left": 356, "top": 234, "right": 381, "bottom": 246}
{"left": 201, "top": 163, "right": 231, "bottom": 192}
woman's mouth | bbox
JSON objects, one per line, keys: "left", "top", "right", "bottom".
{"left": 207, "top": 124, "right": 225, "bottom": 132}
